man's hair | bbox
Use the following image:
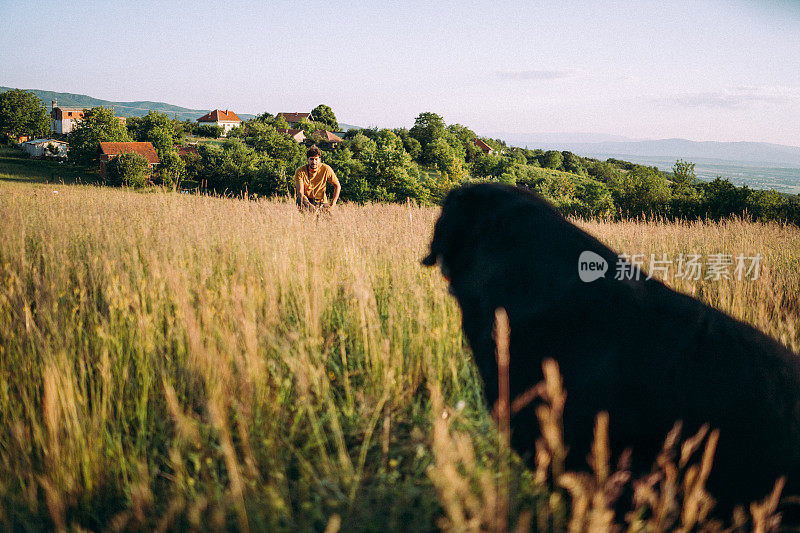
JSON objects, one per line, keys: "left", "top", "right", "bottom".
{"left": 306, "top": 146, "right": 321, "bottom": 158}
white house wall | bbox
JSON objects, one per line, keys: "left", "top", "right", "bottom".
{"left": 52, "top": 119, "right": 80, "bottom": 135}
{"left": 22, "top": 142, "right": 68, "bottom": 158}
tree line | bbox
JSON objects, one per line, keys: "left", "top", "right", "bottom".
{"left": 2, "top": 88, "right": 800, "bottom": 224}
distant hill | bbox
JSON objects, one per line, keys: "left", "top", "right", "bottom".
{"left": 0, "top": 86, "right": 256, "bottom": 121}
{"left": 498, "top": 134, "right": 800, "bottom": 168}
{"left": 487, "top": 132, "right": 635, "bottom": 144}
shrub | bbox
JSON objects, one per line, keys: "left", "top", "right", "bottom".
{"left": 156, "top": 151, "right": 186, "bottom": 189}
{"left": 196, "top": 124, "right": 223, "bottom": 139}
{"left": 106, "top": 152, "right": 151, "bottom": 188}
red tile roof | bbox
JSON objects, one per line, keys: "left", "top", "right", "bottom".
{"left": 176, "top": 145, "right": 200, "bottom": 157}
{"left": 473, "top": 139, "right": 494, "bottom": 153}
{"left": 276, "top": 128, "right": 306, "bottom": 142}
{"left": 197, "top": 109, "right": 242, "bottom": 123}
{"left": 99, "top": 142, "right": 160, "bottom": 164}
{"left": 277, "top": 112, "right": 310, "bottom": 123}
{"left": 312, "top": 130, "right": 343, "bottom": 142}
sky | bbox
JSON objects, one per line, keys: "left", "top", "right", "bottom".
{"left": 2, "top": 0, "right": 800, "bottom": 146}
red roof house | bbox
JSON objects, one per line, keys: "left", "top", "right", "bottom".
{"left": 276, "top": 112, "right": 311, "bottom": 126}
{"left": 276, "top": 128, "right": 306, "bottom": 143}
{"left": 312, "top": 130, "right": 343, "bottom": 143}
{"left": 197, "top": 109, "right": 242, "bottom": 136}
{"left": 473, "top": 139, "right": 496, "bottom": 155}
{"left": 99, "top": 142, "right": 160, "bottom": 178}
{"left": 50, "top": 105, "right": 85, "bottom": 135}
{"left": 176, "top": 144, "right": 200, "bottom": 158}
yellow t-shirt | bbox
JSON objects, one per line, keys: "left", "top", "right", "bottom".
{"left": 294, "top": 163, "right": 338, "bottom": 203}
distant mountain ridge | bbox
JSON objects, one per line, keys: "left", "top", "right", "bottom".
{"left": 498, "top": 134, "right": 800, "bottom": 168}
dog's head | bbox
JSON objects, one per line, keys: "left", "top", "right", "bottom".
{"left": 422, "top": 183, "right": 621, "bottom": 301}
{"left": 422, "top": 183, "right": 561, "bottom": 276}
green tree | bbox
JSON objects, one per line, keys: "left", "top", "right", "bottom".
{"left": 440, "top": 129, "right": 467, "bottom": 162}
{"left": 446, "top": 124, "right": 478, "bottom": 161}
{"left": 561, "top": 151, "right": 586, "bottom": 175}
{"left": 609, "top": 166, "right": 671, "bottom": 216}
{"left": 587, "top": 161, "right": 621, "bottom": 182}
{"left": 409, "top": 112, "right": 446, "bottom": 151}
{"left": 348, "top": 132, "right": 377, "bottom": 155}
{"left": 246, "top": 123, "right": 303, "bottom": 161}
{"left": 540, "top": 150, "right": 563, "bottom": 170}
{"left": 310, "top": 104, "right": 339, "bottom": 131}
{"left": 296, "top": 118, "right": 330, "bottom": 136}
{"left": 226, "top": 125, "right": 244, "bottom": 138}
{"left": 426, "top": 137, "right": 463, "bottom": 179}
{"left": 178, "top": 119, "right": 196, "bottom": 136}
{"left": 68, "top": 107, "right": 131, "bottom": 165}
{"left": 195, "top": 140, "right": 262, "bottom": 192}
{"left": 0, "top": 89, "right": 51, "bottom": 141}
{"left": 127, "top": 111, "right": 183, "bottom": 157}
{"left": 702, "top": 177, "right": 751, "bottom": 219}
{"left": 672, "top": 159, "right": 696, "bottom": 189}
{"left": 157, "top": 151, "right": 186, "bottom": 189}
{"left": 107, "top": 152, "right": 151, "bottom": 188}
{"left": 196, "top": 124, "right": 223, "bottom": 138}
{"left": 748, "top": 189, "right": 799, "bottom": 223}
{"left": 374, "top": 129, "right": 404, "bottom": 151}
{"left": 271, "top": 116, "right": 290, "bottom": 130}
{"left": 255, "top": 111, "right": 275, "bottom": 122}
{"left": 471, "top": 154, "right": 513, "bottom": 178}
{"left": 392, "top": 128, "right": 422, "bottom": 160}
{"left": 667, "top": 159, "right": 701, "bottom": 218}
{"left": 577, "top": 179, "right": 615, "bottom": 217}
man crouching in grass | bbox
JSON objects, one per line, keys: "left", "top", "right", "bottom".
{"left": 295, "top": 145, "right": 341, "bottom": 214}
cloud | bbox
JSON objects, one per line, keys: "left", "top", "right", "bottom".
{"left": 496, "top": 69, "right": 579, "bottom": 81}
{"left": 665, "top": 87, "right": 798, "bottom": 109}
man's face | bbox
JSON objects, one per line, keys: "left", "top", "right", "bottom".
{"left": 307, "top": 155, "right": 321, "bottom": 171}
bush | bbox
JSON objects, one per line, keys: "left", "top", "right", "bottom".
{"left": 106, "top": 152, "right": 152, "bottom": 188}
{"left": 156, "top": 151, "right": 186, "bottom": 189}
{"left": 609, "top": 166, "right": 671, "bottom": 217}
{"left": 196, "top": 124, "right": 223, "bottom": 138}
{"left": 701, "top": 177, "right": 750, "bottom": 219}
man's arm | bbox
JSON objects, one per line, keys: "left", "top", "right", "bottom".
{"left": 328, "top": 172, "right": 341, "bottom": 207}
{"left": 295, "top": 172, "right": 313, "bottom": 208}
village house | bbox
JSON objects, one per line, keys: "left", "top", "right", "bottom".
{"left": 98, "top": 142, "right": 160, "bottom": 178}
{"left": 196, "top": 109, "right": 242, "bottom": 136}
{"left": 473, "top": 138, "right": 496, "bottom": 155}
{"left": 21, "top": 139, "right": 69, "bottom": 159}
{"left": 307, "top": 130, "right": 343, "bottom": 147}
{"left": 50, "top": 101, "right": 85, "bottom": 135}
{"left": 276, "top": 128, "right": 306, "bottom": 143}
{"left": 176, "top": 144, "right": 200, "bottom": 158}
{"left": 276, "top": 112, "right": 310, "bottom": 128}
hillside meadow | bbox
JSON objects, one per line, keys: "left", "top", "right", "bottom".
{"left": 1, "top": 181, "right": 799, "bottom": 531}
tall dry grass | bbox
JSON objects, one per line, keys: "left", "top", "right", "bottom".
{"left": 0, "top": 181, "right": 798, "bottom": 531}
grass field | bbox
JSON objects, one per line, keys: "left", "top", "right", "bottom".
{"left": 0, "top": 180, "right": 798, "bottom": 531}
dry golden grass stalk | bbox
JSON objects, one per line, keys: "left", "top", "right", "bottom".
{"left": 494, "top": 308, "right": 512, "bottom": 533}
{"left": 750, "top": 477, "right": 785, "bottom": 533}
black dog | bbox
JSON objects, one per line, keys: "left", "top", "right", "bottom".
{"left": 422, "top": 183, "right": 800, "bottom": 512}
